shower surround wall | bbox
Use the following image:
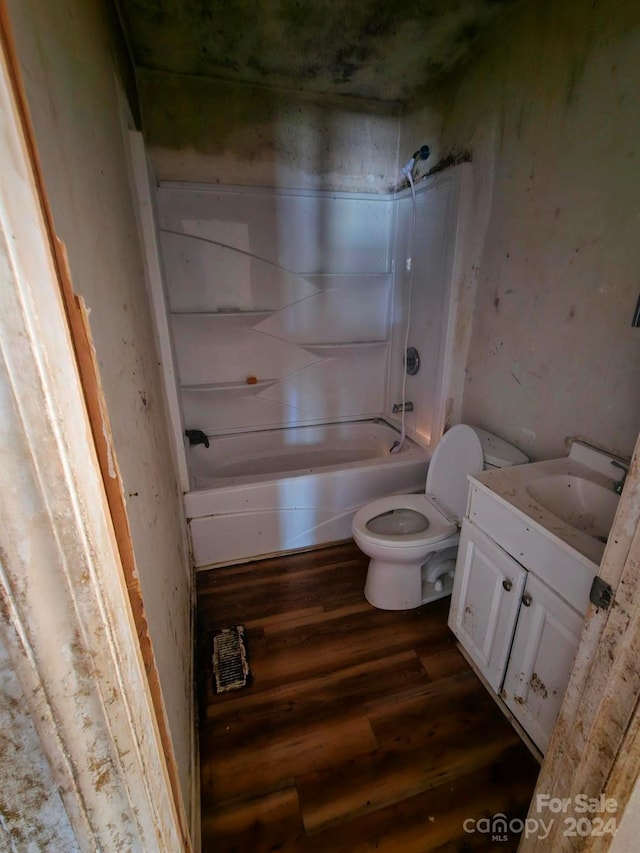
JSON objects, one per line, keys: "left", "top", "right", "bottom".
{"left": 155, "top": 167, "right": 471, "bottom": 567}
{"left": 387, "top": 166, "right": 471, "bottom": 446}
{"left": 157, "top": 185, "right": 394, "bottom": 434}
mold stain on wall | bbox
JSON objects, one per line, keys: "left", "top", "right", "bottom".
{"left": 121, "top": 0, "right": 522, "bottom": 191}
{"left": 120, "top": 0, "right": 520, "bottom": 103}
{"left": 138, "top": 67, "right": 401, "bottom": 190}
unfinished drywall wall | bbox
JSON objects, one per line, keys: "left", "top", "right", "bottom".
{"left": 6, "top": 0, "right": 194, "bottom": 825}
{"left": 406, "top": 0, "right": 640, "bottom": 461}
{"left": 139, "top": 69, "right": 400, "bottom": 192}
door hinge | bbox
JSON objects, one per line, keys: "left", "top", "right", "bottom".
{"left": 590, "top": 576, "right": 613, "bottom": 611}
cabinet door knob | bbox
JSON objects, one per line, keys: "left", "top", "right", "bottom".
{"left": 522, "top": 593, "right": 532, "bottom": 607}
{"left": 502, "top": 579, "right": 512, "bottom": 592}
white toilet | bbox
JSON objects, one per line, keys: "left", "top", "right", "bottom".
{"left": 351, "top": 424, "right": 528, "bottom": 610}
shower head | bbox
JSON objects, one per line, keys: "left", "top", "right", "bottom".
{"left": 400, "top": 144, "right": 431, "bottom": 178}
{"left": 401, "top": 156, "right": 415, "bottom": 177}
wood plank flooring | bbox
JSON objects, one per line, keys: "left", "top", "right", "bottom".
{"left": 197, "top": 541, "right": 540, "bottom": 851}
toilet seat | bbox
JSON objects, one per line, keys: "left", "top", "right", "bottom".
{"left": 353, "top": 425, "right": 484, "bottom": 552}
{"left": 352, "top": 494, "right": 457, "bottom": 548}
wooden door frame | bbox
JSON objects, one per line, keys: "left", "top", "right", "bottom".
{"left": 0, "top": 8, "right": 190, "bottom": 851}
{"left": 522, "top": 431, "right": 640, "bottom": 850}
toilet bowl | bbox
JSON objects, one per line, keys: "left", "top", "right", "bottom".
{"left": 352, "top": 424, "right": 528, "bottom": 610}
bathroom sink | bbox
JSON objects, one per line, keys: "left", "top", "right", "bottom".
{"left": 526, "top": 474, "right": 619, "bottom": 542}
{"left": 469, "top": 441, "right": 627, "bottom": 584}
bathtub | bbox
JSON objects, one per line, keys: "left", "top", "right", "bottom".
{"left": 184, "top": 419, "right": 429, "bottom": 568}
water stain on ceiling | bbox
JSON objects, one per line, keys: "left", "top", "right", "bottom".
{"left": 116, "top": 0, "right": 520, "bottom": 105}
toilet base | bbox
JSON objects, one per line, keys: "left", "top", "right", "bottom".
{"left": 364, "top": 558, "right": 424, "bottom": 610}
{"left": 363, "top": 554, "right": 456, "bottom": 611}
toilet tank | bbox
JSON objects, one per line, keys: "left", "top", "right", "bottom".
{"left": 470, "top": 427, "right": 529, "bottom": 470}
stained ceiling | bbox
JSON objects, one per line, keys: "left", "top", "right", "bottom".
{"left": 117, "top": 0, "right": 519, "bottom": 105}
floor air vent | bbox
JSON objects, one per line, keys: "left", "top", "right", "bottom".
{"left": 212, "top": 626, "right": 252, "bottom": 694}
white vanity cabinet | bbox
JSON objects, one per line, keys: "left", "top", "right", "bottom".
{"left": 501, "top": 571, "right": 584, "bottom": 754}
{"left": 449, "top": 482, "right": 589, "bottom": 758}
{"left": 449, "top": 521, "right": 526, "bottom": 691}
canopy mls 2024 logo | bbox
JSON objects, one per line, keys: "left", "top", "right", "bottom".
{"left": 463, "top": 794, "right": 618, "bottom": 842}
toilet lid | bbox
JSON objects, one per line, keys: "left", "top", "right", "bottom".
{"left": 425, "top": 425, "right": 483, "bottom": 520}
{"left": 471, "top": 426, "right": 529, "bottom": 468}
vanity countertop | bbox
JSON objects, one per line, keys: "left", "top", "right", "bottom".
{"left": 470, "top": 454, "right": 620, "bottom": 569}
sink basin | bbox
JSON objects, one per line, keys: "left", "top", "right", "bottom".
{"left": 526, "top": 474, "right": 619, "bottom": 541}
{"left": 472, "top": 441, "right": 628, "bottom": 576}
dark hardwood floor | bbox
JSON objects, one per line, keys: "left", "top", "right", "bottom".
{"left": 197, "top": 541, "right": 540, "bottom": 851}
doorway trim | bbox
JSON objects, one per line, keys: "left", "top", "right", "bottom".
{"left": 0, "top": 11, "right": 188, "bottom": 851}
{"left": 522, "top": 433, "right": 640, "bottom": 850}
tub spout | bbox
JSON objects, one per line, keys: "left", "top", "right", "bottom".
{"left": 392, "top": 402, "right": 414, "bottom": 414}
{"left": 185, "top": 429, "right": 210, "bottom": 448}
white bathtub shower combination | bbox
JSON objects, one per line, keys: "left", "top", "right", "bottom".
{"left": 133, "top": 163, "right": 471, "bottom": 568}
{"left": 185, "top": 420, "right": 428, "bottom": 567}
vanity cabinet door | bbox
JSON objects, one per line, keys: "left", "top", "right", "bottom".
{"left": 501, "top": 573, "right": 584, "bottom": 754}
{"left": 448, "top": 520, "right": 526, "bottom": 691}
